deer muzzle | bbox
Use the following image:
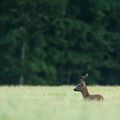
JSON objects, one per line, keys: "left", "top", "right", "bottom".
{"left": 73, "top": 88, "right": 77, "bottom": 91}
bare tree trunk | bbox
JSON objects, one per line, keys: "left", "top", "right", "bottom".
{"left": 19, "top": 41, "right": 26, "bottom": 85}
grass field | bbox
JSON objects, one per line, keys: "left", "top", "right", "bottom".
{"left": 0, "top": 86, "right": 120, "bottom": 120}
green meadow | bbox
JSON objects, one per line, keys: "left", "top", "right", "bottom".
{"left": 0, "top": 86, "right": 119, "bottom": 120}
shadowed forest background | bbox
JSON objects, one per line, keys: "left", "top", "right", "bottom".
{"left": 0, "top": 0, "right": 120, "bottom": 85}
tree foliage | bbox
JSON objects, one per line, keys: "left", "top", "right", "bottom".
{"left": 0, "top": 0, "right": 120, "bottom": 85}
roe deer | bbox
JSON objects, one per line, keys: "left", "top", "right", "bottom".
{"left": 74, "top": 73, "right": 104, "bottom": 101}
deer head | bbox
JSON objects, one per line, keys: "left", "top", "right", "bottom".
{"left": 74, "top": 73, "right": 88, "bottom": 92}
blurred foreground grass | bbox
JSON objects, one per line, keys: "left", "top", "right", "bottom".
{"left": 0, "top": 86, "right": 120, "bottom": 120}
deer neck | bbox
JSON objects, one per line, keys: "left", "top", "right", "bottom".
{"left": 81, "top": 86, "right": 90, "bottom": 98}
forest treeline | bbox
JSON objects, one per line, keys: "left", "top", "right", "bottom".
{"left": 0, "top": 0, "right": 120, "bottom": 85}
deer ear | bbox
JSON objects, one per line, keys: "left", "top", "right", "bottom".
{"left": 81, "top": 76, "right": 85, "bottom": 79}
{"left": 81, "top": 73, "right": 88, "bottom": 81}
{"left": 85, "top": 73, "right": 88, "bottom": 78}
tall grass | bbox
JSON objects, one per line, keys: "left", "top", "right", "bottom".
{"left": 0, "top": 86, "right": 119, "bottom": 120}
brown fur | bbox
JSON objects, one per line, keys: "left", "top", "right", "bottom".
{"left": 74, "top": 73, "right": 104, "bottom": 101}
